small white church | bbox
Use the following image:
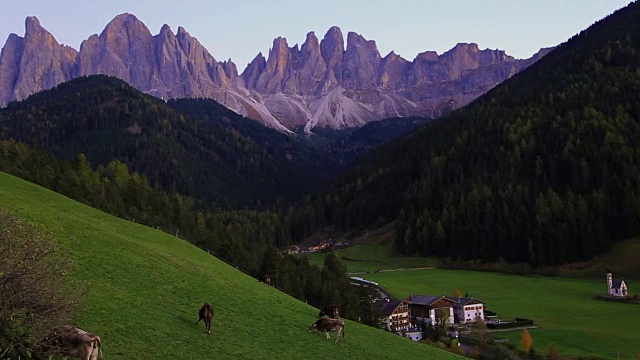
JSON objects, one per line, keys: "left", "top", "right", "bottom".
{"left": 607, "top": 269, "right": 628, "bottom": 297}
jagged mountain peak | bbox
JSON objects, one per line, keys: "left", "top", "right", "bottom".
{"left": 323, "top": 26, "right": 343, "bottom": 39}
{"left": 415, "top": 51, "right": 439, "bottom": 62}
{"left": 271, "top": 36, "right": 289, "bottom": 50}
{"left": 346, "top": 31, "right": 379, "bottom": 52}
{"left": 159, "top": 24, "right": 173, "bottom": 34}
{"left": 0, "top": 15, "right": 548, "bottom": 133}
{"left": 302, "top": 31, "right": 320, "bottom": 51}
{"left": 102, "top": 13, "right": 148, "bottom": 34}
{"left": 24, "top": 16, "right": 42, "bottom": 32}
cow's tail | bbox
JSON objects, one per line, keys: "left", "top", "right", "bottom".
{"left": 342, "top": 321, "right": 345, "bottom": 338}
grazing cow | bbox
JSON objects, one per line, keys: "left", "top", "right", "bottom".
{"left": 34, "top": 325, "right": 103, "bottom": 360}
{"left": 318, "top": 305, "right": 340, "bottom": 319}
{"left": 259, "top": 274, "right": 271, "bottom": 286}
{"left": 308, "top": 318, "right": 345, "bottom": 343}
{"left": 196, "top": 303, "right": 214, "bottom": 334}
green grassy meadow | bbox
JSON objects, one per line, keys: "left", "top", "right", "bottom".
{"left": 361, "top": 269, "right": 640, "bottom": 359}
{"left": 0, "top": 171, "right": 464, "bottom": 360}
{"left": 305, "top": 230, "right": 440, "bottom": 273}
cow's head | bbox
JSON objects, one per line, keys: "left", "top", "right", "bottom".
{"left": 308, "top": 323, "right": 318, "bottom": 332}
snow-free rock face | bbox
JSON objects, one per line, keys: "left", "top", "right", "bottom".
{"left": 0, "top": 14, "right": 551, "bottom": 133}
{"left": 0, "top": 17, "right": 77, "bottom": 106}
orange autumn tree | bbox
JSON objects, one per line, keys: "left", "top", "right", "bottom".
{"left": 453, "top": 289, "right": 463, "bottom": 298}
{"left": 521, "top": 328, "right": 534, "bottom": 352}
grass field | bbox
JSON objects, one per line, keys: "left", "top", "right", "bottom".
{"left": 304, "top": 230, "right": 441, "bottom": 273}
{"left": 360, "top": 269, "right": 640, "bottom": 359}
{"left": 0, "top": 171, "right": 464, "bottom": 360}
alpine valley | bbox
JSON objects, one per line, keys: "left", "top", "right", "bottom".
{"left": 1, "top": 3, "right": 640, "bottom": 360}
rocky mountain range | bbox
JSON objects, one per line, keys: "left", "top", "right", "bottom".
{"left": 0, "top": 14, "right": 552, "bottom": 132}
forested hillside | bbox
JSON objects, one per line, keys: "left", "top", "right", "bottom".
{"left": 285, "top": 1, "right": 640, "bottom": 266}
{"left": 0, "top": 76, "right": 333, "bottom": 209}
{"left": 311, "top": 116, "right": 432, "bottom": 166}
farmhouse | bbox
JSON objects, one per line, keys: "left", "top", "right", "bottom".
{"left": 447, "top": 297, "right": 485, "bottom": 324}
{"left": 286, "top": 245, "right": 300, "bottom": 254}
{"left": 380, "top": 299, "right": 410, "bottom": 332}
{"left": 403, "top": 295, "right": 454, "bottom": 327}
{"left": 607, "top": 270, "right": 628, "bottom": 297}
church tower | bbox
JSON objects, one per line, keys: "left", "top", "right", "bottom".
{"left": 606, "top": 268, "right": 613, "bottom": 295}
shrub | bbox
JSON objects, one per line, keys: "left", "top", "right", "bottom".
{"left": 0, "top": 211, "right": 82, "bottom": 358}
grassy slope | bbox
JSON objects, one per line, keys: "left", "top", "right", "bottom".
{"left": 362, "top": 269, "right": 640, "bottom": 360}
{"left": 0, "top": 171, "right": 462, "bottom": 360}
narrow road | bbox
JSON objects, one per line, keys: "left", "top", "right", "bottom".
{"left": 348, "top": 266, "right": 436, "bottom": 275}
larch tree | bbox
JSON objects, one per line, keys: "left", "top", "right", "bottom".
{"left": 521, "top": 328, "right": 534, "bottom": 353}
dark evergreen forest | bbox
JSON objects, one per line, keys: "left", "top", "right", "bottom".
{"left": 0, "top": 76, "right": 335, "bottom": 209}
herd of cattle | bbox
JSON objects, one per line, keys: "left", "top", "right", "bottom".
{"left": 33, "top": 286, "right": 345, "bottom": 359}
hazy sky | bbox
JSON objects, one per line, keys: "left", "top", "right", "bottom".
{"left": 0, "top": 0, "right": 630, "bottom": 70}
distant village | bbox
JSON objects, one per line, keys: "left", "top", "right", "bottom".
{"left": 298, "top": 239, "right": 636, "bottom": 344}
{"left": 287, "top": 238, "right": 349, "bottom": 254}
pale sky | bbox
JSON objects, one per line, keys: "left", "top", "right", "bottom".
{"left": 0, "top": 0, "right": 630, "bottom": 71}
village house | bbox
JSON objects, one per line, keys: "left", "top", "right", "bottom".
{"left": 308, "top": 238, "right": 333, "bottom": 252}
{"left": 379, "top": 299, "right": 410, "bottom": 333}
{"left": 607, "top": 270, "right": 628, "bottom": 297}
{"left": 403, "top": 295, "right": 455, "bottom": 327}
{"left": 447, "top": 297, "right": 485, "bottom": 324}
{"left": 286, "top": 245, "right": 300, "bottom": 254}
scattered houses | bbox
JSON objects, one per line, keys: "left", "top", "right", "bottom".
{"left": 376, "top": 294, "right": 492, "bottom": 342}
{"left": 307, "top": 238, "right": 334, "bottom": 252}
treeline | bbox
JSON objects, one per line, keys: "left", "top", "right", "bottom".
{"left": 0, "top": 140, "right": 377, "bottom": 323}
{"left": 281, "top": 2, "right": 640, "bottom": 266}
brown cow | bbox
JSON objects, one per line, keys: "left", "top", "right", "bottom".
{"left": 259, "top": 274, "right": 271, "bottom": 286}
{"left": 34, "top": 325, "right": 103, "bottom": 360}
{"left": 318, "top": 305, "right": 340, "bottom": 319}
{"left": 196, "top": 303, "right": 214, "bottom": 334}
{"left": 309, "top": 318, "right": 345, "bottom": 343}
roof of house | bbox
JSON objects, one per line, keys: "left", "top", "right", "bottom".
{"left": 380, "top": 299, "right": 404, "bottom": 316}
{"left": 403, "top": 295, "right": 455, "bottom": 306}
{"left": 612, "top": 280, "right": 627, "bottom": 289}
{"left": 446, "top": 297, "right": 484, "bottom": 306}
